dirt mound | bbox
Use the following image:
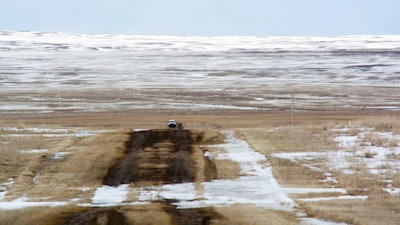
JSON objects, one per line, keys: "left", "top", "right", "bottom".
{"left": 103, "top": 129, "right": 202, "bottom": 186}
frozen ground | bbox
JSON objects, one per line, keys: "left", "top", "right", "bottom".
{"left": 0, "top": 130, "right": 365, "bottom": 225}
{"left": 1, "top": 31, "right": 400, "bottom": 113}
{"left": 1, "top": 31, "right": 400, "bottom": 90}
{"left": 272, "top": 126, "right": 400, "bottom": 195}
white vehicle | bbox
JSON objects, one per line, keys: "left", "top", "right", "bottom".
{"left": 168, "top": 120, "right": 177, "bottom": 129}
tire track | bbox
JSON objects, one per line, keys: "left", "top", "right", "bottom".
{"left": 103, "top": 129, "right": 199, "bottom": 186}
{"left": 60, "top": 129, "right": 222, "bottom": 225}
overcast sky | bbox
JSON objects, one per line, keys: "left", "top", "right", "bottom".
{"left": 1, "top": 0, "right": 399, "bottom": 36}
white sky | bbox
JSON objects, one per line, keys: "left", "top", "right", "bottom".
{"left": 0, "top": 0, "right": 399, "bottom": 36}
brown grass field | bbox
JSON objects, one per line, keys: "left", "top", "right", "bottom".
{"left": 1, "top": 103, "right": 400, "bottom": 224}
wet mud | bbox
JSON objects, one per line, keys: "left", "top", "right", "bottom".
{"left": 60, "top": 208, "right": 128, "bottom": 225}
{"left": 165, "top": 205, "right": 223, "bottom": 225}
{"left": 59, "top": 129, "right": 222, "bottom": 225}
{"left": 59, "top": 205, "right": 222, "bottom": 225}
{"left": 103, "top": 129, "right": 204, "bottom": 186}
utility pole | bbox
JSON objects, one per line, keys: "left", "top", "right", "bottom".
{"left": 291, "top": 93, "right": 294, "bottom": 127}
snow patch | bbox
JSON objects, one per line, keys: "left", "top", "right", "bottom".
{"left": 0, "top": 178, "right": 14, "bottom": 200}
{"left": 1, "top": 127, "right": 68, "bottom": 133}
{"left": 283, "top": 188, "right": 346, "bottom": 195}
{"left": 272, "top": 128, "right": 400, "bottom": 175}
{"left": 299, "top": 195, "right": 368, "bottom": 202}
{"left": 300, "top": 218, "right": 347, "bottom": 225}
{"left": 54, "top": 152, "right": 71, "bottom": 160}
{"left": 383, "top": 184, "right": 400, "bottom": 195}
{"left": 91, "top": 184, "right": 129, "bottom": 206}
{"left": 0, "top": 197, "right": 68, "bottom": 210}
{"left": 137, "top": 131, "right": 297, "bottom": 210}
{"left": 20, "top": 149, "right": 49, "bottom": 154}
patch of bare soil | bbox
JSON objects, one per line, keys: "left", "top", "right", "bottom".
{"left": 165, "top": 205, "right": 223, "bottom": 225}
{"left": 102, "top": 129, "right": 215, "bottom": 187}
{"left": 58, "top": 204, "right": 222, "bottom": 225}
{"left": 60, "top": 208, "right": 128, "bottom": 225}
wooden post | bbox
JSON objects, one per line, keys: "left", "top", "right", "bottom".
{"left": 291, "top": 93, "right": 294, "bottom": 127}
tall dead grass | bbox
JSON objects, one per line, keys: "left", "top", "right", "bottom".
{"left": 0, "top": 134, "right": 54, "bottom": 197}
{"left": 336, "top": 170, "right": 386, "bottom": 195}
{"left": 241, "top": 117, "right": 400, "bottom": 224}
{"left": 0, "top": 206, "right": 84, "bottom": 225}
{"left": 213, "top": 204, "right": 298, "bottom": 225}
{"left": 358, "top": 116, "right": 400, "bottom": 133}
{"left": 240, "top": 124, "right": 337, "bottom": 155}
{"left": 1, "top": 128, "right": 130, "bottom": 201}
{"left": 269, "top": 158, "right": 328, "bottom": 188}
{"left": 239, "top": 127, "right": 335, "bottom": 188}
{"left": 300, "top": 196, "right": 400, "bottom": 225}
{"left": 29, "top": 129, "right": 130, "bottom": 200}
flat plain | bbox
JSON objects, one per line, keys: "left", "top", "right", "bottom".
{"left": 1, "top": 32, "right": 400, "bottom": 225}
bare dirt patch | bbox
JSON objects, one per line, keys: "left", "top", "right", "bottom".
{"left": 102, "top": 129, "right": 211, "bottom": 187}
{"left": 164, "top": 205, "right": 222, "bottom": 225}
{"left": 55, "top": 204, "right": 222, "bottom": 225}
{"left": 60, "top": 208, "right": 128, "bottom": 225}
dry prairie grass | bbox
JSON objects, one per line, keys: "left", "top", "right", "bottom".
{"left": 300, "top": 195, "right": 400, "bottom": 225}
{"left": 239, "top": 127, "right": 334, "bottom": 188}
{"left": 336, "top": 170, "right": 386, "bottom": 195}
{"left": 357, "top": 116, "right": 400, "bottom": 133}
{"left": 2, "top": 111, "right": 400, "bottom": 224}
{"left": 213, "top": 204, "right": 298, "bottom": 225}
{"left": 213, "top": 159, "right": 241, "bottom": 180}
{"left": 0, "top": 205, "right": 171, "bottom": 225}
{"left": 239, "top": 124, "right": 337, "bottom": 156}
{"left": 240, "top": 116, "right": 400, "bottom": 224}
{"left": 38, "top": 129, "right": 129, "bottom": 199}
{"left": 269, "top": 158, "right": 328, "bottom": 188}
{"left": 0, "top": 206, "right": 85, "bottom": 225}
{"left": 2, "top": 129, "right": 130, "bottom": 201}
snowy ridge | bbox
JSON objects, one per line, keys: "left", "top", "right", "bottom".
{"left": 2, "top": 31, "right": 400, "bottom": 52}
{"left": 1, "top": 31, "right": 400, "bottom": 91}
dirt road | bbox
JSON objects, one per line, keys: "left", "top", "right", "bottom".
{"left": 103, "top": 129, "right": 203, "bottom": 186}
{"left": 61, "top": 129, "right": 220, "bottom": 225}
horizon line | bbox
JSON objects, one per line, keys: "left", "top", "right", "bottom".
{"left": 2, "top": 30, "right": 400, "bottom": 38}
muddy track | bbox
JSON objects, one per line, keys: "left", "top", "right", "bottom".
{"left": 103, "top": 129, "right": 203, "bottom": 186}
{"left": 60, "top": 205, "right": 222, "bottom": 225}
{"left": 165, "top": 205, "right": 223, "bottom": 225}
{"left": 60, "top": 129, "right": 222, "bottom": 225}
{"left": 60, "top": 208, "right": 128, "bottom": 225}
